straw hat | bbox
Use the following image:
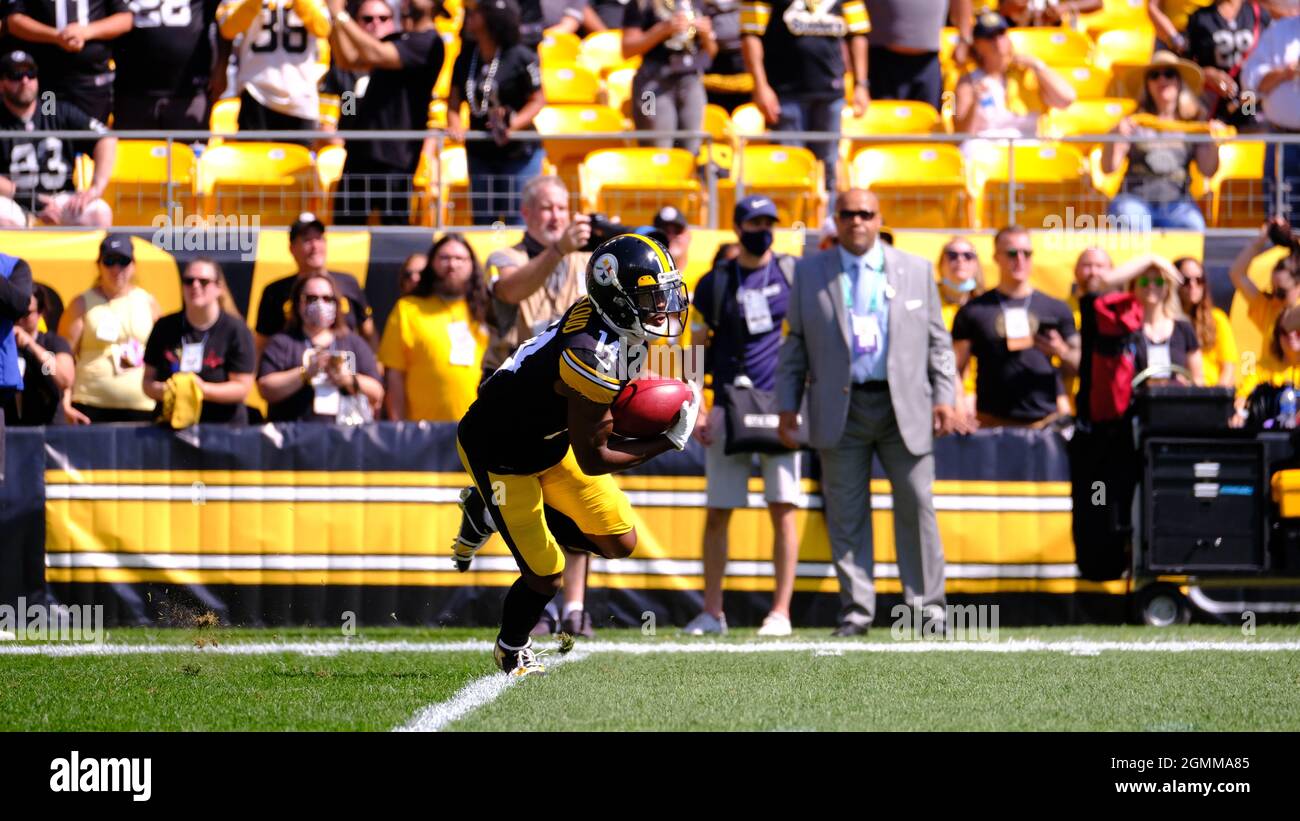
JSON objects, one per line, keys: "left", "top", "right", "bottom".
{"left": 1115, "top": 51, "right": 1204, "bottom": 101}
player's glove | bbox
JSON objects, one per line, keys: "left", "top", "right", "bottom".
{"left": 664, "top": 382, "right": 702, "bottom": 451}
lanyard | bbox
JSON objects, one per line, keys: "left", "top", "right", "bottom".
{"left": 843, "top": 255, "right": 884, "bottom": 313}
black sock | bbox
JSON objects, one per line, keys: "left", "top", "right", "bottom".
{"left": 499, "top": 577, "right": 555, "bottom": 650}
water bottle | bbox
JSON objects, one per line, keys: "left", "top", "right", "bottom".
{"left": 1282, "top": 384, "right": 1297, "bottom": 430}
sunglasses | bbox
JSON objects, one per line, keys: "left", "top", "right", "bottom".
{"left": 1137, "top": 276, "right": 1166, "bottom": 288}
{"left": 360, "top": 13, "right": 392, "bottom": 22}
{"left": 182, "top": 276, "right": 217, "bottom": 288}
{"left": 945, "top": 250, "right": 976, "bottom": 262}
{"left": 1147, "top": 68, "right": 1179, "bottom": 81}
{"left": 1179, "top": 276, "right": 1204, "bottom": 286}
{"left": 101, "top": 255, "right": 132, "bottom": 267}
{"left": 3, "top": 69, "right": 36, "bottom": 81}
{"left": 304, "top": 294, "right": 337, "bottom": 304}
{"left": 837, "top": 209, "right": 877, "bottom": 222}
{"left": 1002, "top": 248, "right": 1033, "bottom": 259}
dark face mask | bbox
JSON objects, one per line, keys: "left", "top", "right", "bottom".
{"left": 739, "top": 229, "right": 774, "bottom": 258}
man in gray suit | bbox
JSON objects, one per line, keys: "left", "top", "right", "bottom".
{"left": 775, "top": 188, "right": 958, "bottom": 636}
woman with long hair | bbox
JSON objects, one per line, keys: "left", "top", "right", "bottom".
{"left": 447, "top": 0, "right": 547, "bottom": 225}
{"left": 378, "top": 233, "right": 491, "bottom": 421}
{"left": 1104, "top": 51, "right": 1222, "bottom": 230}
{"left": 937, "top": 236, "right": 983, "bottom": 419}
{"left": 142, "top": 258, "right": 257, "bottom": 425}
{"left": 1102, "top": 253, "right": 1204, "bottom": 385}
{"left": 1173, "top": 256, "right": 1238, "bottom": 388}
{"left": 60, "top": 236, "right": 161, "bottom": 423}
{"left": 257, "top": 271, "right": 384, "bottom": 422}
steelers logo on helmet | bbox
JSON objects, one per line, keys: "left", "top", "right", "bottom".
{"left": 585, "top": 233, "right": 690, "bottom": 339}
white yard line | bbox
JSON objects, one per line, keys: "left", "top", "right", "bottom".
{"left": 396, "top": 648, "right": 590, "bottom": 733}
{"left": 2, "top": 639, "right": 1300, "bottom": 656}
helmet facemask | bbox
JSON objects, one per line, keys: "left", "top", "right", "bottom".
{"left": 629, "top": 276, "right": 689, "bottom": 338}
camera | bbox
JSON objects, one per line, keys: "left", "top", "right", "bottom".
{"left": 581, "top": 213, "right": 623, "bottom": 253}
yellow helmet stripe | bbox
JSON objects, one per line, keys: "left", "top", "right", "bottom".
{"left": 627, "top": 232, "right": 673, "bottom": 275}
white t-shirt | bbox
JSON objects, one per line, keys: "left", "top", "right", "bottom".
{"left": 224, "top": 0, "right": 324, "bottom": 120}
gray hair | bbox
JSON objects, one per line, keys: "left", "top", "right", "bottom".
{"left": 521, "top": 176, "right": 568, "bottom": 212}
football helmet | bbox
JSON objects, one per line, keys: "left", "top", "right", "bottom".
{"left": 585, "top": 233, "right": 689, "bottom": 338}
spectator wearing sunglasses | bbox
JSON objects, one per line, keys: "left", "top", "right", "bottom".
{"left": 11, "top": 284, "right": 75, "bottom": 426}
{"left": 326, "top": 0, "right": 445, "bottom": 225}
{"left": 1100, "top": 253, "right": 1204, "bottom": 385}
{"left": 318, "top": 0, "right": 398, "bottom": 146}
{"left": 1175, "top": 256, "right": 1238, "bottom": 387}
{"left": 936, "top": 236, "right": 983, "bottom": 422}
{"left": 60, "top": 236, "right": 161, "bottom": 424}
{"left": 0, "top": 51, "right": 115, "bottom": 228}
{"left": 1104, "top": 51, "right": 1223, "bottom": 231}
{"left": 143, "top": 259, "right": 256, "bottom": 425}
{"left": 1228, "top": 217, "right": 1300, "bottom": 373}
{"left": 257, "top": 270, "right": 384, "bottom": 423}
{"left": 951, "top": 225, "right": 1078, "bottom": 428}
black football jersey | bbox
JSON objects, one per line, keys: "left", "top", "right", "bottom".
{"left": 0, "top": 101, "right": 107, "bottom": 211}
{"left": 459, "top": 296, "right": 645, "bottom": 475}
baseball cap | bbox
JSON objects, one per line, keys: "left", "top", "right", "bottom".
{"left": 653, "top": 205, "right": 687, "bottom": 231}
{"left": 733, "top": 195, "right": 779, "bottom": 226}
{"left": 973, "top": 11, "right": 1009, "bottom": 39}
{"left": 98, "top": 234, "right": 135, "bottom": 262}
{"left": 289, "top": 211, "right": 326, "bottom": 242}
{"left": 0, "top": 51, "right": 38, "bottom": 76}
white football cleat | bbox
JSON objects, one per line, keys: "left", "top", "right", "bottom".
{"left": 682, "top": 611, "right": 728, "bottom": 636}
{"left": 756, "top": 612, "right": 793, "bottom": 637}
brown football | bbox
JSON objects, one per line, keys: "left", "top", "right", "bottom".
{"left": 611, "top": 378, "right": 692, "bottom": 438}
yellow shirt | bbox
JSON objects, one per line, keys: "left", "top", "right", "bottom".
{"left": 1247, "top": 291, "right": 1287, "bottom": 373}
{"left": 1161, "top": 0, "right": 1214, "bottom": 33}
{"left": 377, "top": 294, "right": 487, "bottom": 422}
{"left": 1199, "top": 308, "right": 1239, "bottom": 388}
{"left": 1239, "top": 362, "right": 1300, "bottom": 400}
{"left": 71, "top": 287, "right": 157, "bottom": 412}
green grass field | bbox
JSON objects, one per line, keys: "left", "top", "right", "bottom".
{"left": 4, "top": 626, "right": 1300, "bottom": 731}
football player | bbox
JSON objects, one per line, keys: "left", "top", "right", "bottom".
{"left": 454, "top": 233, "right": 700, "bottom": 676}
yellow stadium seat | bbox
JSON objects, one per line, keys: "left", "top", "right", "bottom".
{"left": 209, "top": 97, "right": 240, "bottom": 146}
{"left": 969, "top": 141, "right": 1102, "bottom": 228}
{"left": 315, "top": 144, "right": 347, "bottom": 221}
{"left": 539, "top": 30, "right": 581, "bottom": 66}
{"left": 699, "top": 103, "right": 734, "bottom": 173}
{"left": 534, "top": 104, "right": 628, "bottom": 200}
{"left": 428, "top": 99, "right": 448, "bottom": 129}
{"left": 1193, "top": 140, "right": 1267, "bottom": 227}
{"left": 730, "top": 102, "right": 768, "bottom": 154}
{"left": 76, "top": 140, "right": 198, "bottom": 227}
{"left": 197, "top": 142, "right": 322, "bottom": 226}
{"left": 1041, "top": 98, "right": 1137, "bottom": 143}
{"left": 578, "top": 147, "right": 702, "bottom": 227}
{"left": 438, "top": 145, "right": 471, "bottom": 226}
{"left": 939, "top": 26, "right": 964, "bottom": 71}
{"left": 842, "top": 100, "right": 942, "bottom": 138}
{"left": 604, "top": 67, "right": 636, "bottom": 117}
{"left": 1088, "top": 145, "right": 1126, "bottom": 199}
{"left": 1093, "top": 28, "right": 1156, "bottom": 72}
{"left": 1007, "top": 27, "right": 1093, "bottom": 67}
{"left": 736, "top": 144, "right": 826, "bottom": 228}
{"left": 1078, "top": 0, "right": 1151, "bottom": 37}
{"left": 319, "top": 96, "right": 341, "bottom": 130}
{"left": 850, "top": 143, "right": 969, "bottom": 228}
{"left": 1056, "top": 64, "right": 1114, "bottom": 99}
{"left": 543, "top": 64, "right": 601, "bottom": 104}
{"left": 579, "top": 29, "right": 640, "bottom": 76}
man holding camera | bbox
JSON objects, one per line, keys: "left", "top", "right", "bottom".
{"left": 465, "top": 174, "right": 602, "bottom": 637}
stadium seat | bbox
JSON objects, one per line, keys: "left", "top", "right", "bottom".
{"left": 434, "top": 30, "right": 461, "bottom": 101}
{"left": 1194, "top": 140, "right": 1268, "bottom": 227}
{"left": 1041, "top": 98, "right": 1137, "bottom": 144}
{"left": 75, "top": 140, "right": 198, "bottom": 228}
{"left": 542, "top": 64, "right": 601, "bottom": 104}
{"left": 1078, "top": 0, "right": 1152, "bottom": 37}
{"left": 969, "top": 141, "right": 1102, "bottom": 228}
{"left": 939, "top": 26, "right": 963, "bottom": 71}
{"left": 1055, "top": 64, "right": 1114, "bottom": 99}
{"left": 841, "top": 100, "right": 942, "bottom": 138}
{"left": 579, "top": 30, "right": 640, "bottom": 76}
{"left": 578, "top": 147, "right": 702, "bottom": 227}
{"left": 604, "top": 67, "right": 636, "bottom": 120}
{"left": 1088, "top": 145, "right": 1127, "bottom": 199}
{"left": 209, "top": 97, "right": 241, "bottom": 144}
{"left": 730, "top": 102, "right": 768, "bottom": 152}
{"left": 1093, "top": 28, "right": 1156, "bottom": 72}
{"left": 539, "top": 30, "right": 582, "bottom": 66}
{"left": 735, "top": 144, "right": 826, "bottom": 228}
{"left": 316, "top": 144, "right": 347, "bottom": 222}
{"left": 1007, "top": 27, "right": 1093, "bottom": 67}
{"left": 438, "top": 145, "right": 470, "bottom": 226}
{"left": 196, "top": 142, "right": 322, "bottom": 226}
{"left": 534, "top": 104, "right": 628, "bottom": 200}
{"left": 699, "top": 103, "right": 734, "bottom": 174}
{"left": 850, "top": 143, "right": 970, "bottom": 228}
